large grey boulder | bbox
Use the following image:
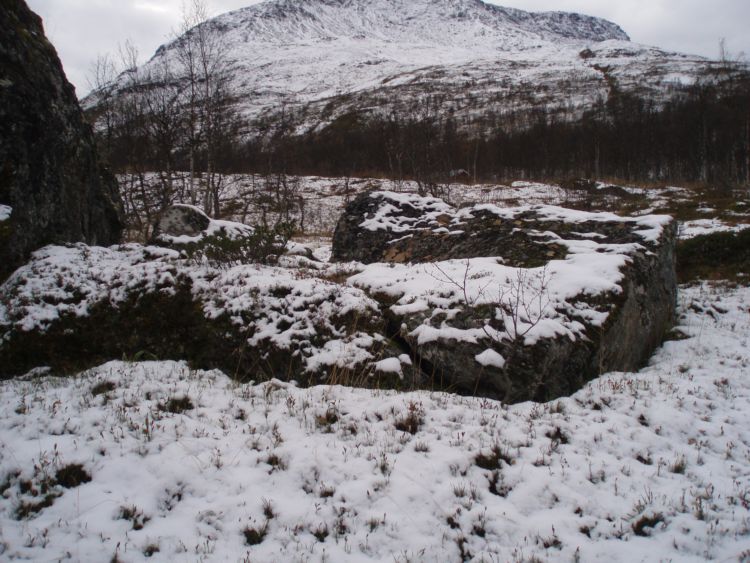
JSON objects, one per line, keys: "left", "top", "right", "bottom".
{"left": 0, "top": 0, "right": 122, "bottom": 278}
{"left": 152, "top": 204, "right": 212, "bottom": 239}
{"left": 338, "top": 191, "right": 677, "bottom": 402}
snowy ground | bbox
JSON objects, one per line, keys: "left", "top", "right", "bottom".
{"left": 679, "top": 218, "right": 750, "bottom": 240}
{"left": 118, "top": 172, "right": 750, "bottom": 242}
{"left": 1, "top": 283, "right": 749, "bottom": 562}
{"left": 214, "top": 175, "right": 750, "bottom": 239}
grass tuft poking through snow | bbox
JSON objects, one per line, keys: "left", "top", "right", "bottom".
{"left": 0, "top": 283, "right": 749, "bottom": 561}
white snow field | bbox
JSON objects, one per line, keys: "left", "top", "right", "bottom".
{"left": 1, "top": 282, "right": 749, "bottom": 562}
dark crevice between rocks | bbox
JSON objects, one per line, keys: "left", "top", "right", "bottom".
{"left": 382, "top": 315, "right": 437, "bottom": 390}
{"left": 383, "top": 309, "right": 521, "bottom": 401}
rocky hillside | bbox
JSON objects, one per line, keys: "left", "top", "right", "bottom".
{"left": 96, "top": 0, "right": 713, "bottom": 135}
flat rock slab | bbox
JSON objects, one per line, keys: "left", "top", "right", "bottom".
{"left": 337, "top": 191, "right": 677, "bottom": 402}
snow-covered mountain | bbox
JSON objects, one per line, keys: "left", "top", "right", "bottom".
{"left": 109, "top": 0, "right": 714, "bottom": 134}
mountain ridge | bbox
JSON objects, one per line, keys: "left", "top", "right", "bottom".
{"left": 197, "top": 0, "right": 631, "bottom": 47}
{"left": 99, "top": 0, "right": 711, "bottom": 137}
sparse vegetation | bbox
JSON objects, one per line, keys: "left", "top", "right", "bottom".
{"left": 670, "top": 456, "right": 688, "bottom": 474}
{"left": 15, "top": 493, "right": 59, "bottom": 520}
{"left": 159, "top": 396, "right": 194, "bottom": 414}
{"left": 242, "top": 522, "right": 268, "bottom": 546}
{"left": 312, "top": 523, "right": 329, "bottom": 542}
{"left": 91, "top": 381, "right": 117, "bottom": 396}
{"left": 263, "top": 452, "right": 287, "bottom": 472}
{"left": 118, "top": 505, "right": 150, "bottom": 530}
{"left": 394, "top": 401, "right": 424, "bottom": 434}
{"left": 475, "top": 443, "right": 514, "bottom": 470}
{"left": 632, "top": 513, "right": 664, "bottom": 537}
{"left": 54, "top": 464, "right": 91, "bottom": 489}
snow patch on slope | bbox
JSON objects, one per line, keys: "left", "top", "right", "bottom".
{"left": 99, "top": 0, "right": 709, "bottom": 134}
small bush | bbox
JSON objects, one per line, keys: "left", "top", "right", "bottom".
{"left": 632, "top": 513, "right": 664, "bottom": 536}
{"left": 15, "top": 493, "right": 59, "bottom": 519}
{"left": 264, "top": 453, "right": 287, "bottom": 472}
{"left": 91, "top": 381, "right": 116, "bottom": 396}
{"left": 414, "top": 441, "right": 430, "bottom": 453}
{"left": 669, "top": 455, "right": 687, "bottom": 474}
{"left": 487, "top": 470, "right": 512, "bottom": 497}
{"left": 319, "top": 485, "right": 336, "bottom": 498}
{"left": 545, "top": 426, "right": 569, "bottom": 444}
{"left": 312, "top": 523, "right": 329, "bottom": 542}
{"left": 0, "top": 470, "right": 20, "bottom": 495}
{"left": 55, "top": 464, "right": 91, "bottom": 489}
{"left": 180, "top": 222, "right": 295, "bottom": 267}
{"left": 636, "top": 453, "right": 653, "bottom": 465}
{"left": 243, "top": 523, "right": 268, "bottom": 546}
{"left": 677, "top": 229, "right": 750, "bottom": 282}
{"left": 475, "top": 443, "right": 513, "bottom": 470}
{"left": 118, "top": 505, "right": 150, "bottom": 530}
{"left": 394, "top": 401, "right": 424, "bottom": 434}
{"left": 159, "top": 396, "right": 194, "bottom": 414}
{"left": 316, "top": 405, "right": 339, "bottom": 431}
{"left": 262, "top": 498, "right": 276, "bottom": 519}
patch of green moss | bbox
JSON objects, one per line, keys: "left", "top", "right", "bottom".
{"left": 0, "top": 219, "right": 15, "bottom": 281}
{"left": 677, "top": 229, "right": 750, "bottom": 282}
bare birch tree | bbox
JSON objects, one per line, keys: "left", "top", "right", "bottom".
{"left": 174, "top": 0, "right": 231, "bottom": 215}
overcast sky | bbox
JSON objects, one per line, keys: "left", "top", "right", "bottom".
{"left": 25, "top": 0, "right": 750, "bottom": 97}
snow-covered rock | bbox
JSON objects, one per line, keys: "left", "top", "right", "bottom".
{"left": 0, "top": 243, "right": 393, "bottom": 383}
{"left": 152, "top": 204, "right": 212, "bottom": 239}
{"left": 336, "top": 191, "right": 677, "bottom": 402}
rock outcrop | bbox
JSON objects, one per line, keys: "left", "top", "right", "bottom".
{"left": 338, "top": 191, "right": 677, "bottom": 402}
{"left": 152, "top": 204, "right": 211, "bottom": 239}
{"left": 0, "top": 0, "right": 122, "bottom": 278}
{"left": 0, "top": 244, "right": 397, "bottom": 385}
{"left": 332, "top": 191, "right": 568, "bottom": 266}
